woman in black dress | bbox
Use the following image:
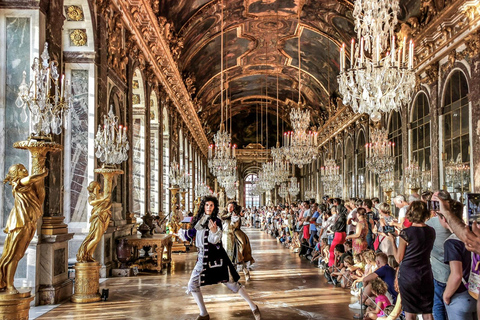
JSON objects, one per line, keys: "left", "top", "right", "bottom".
{"left": 388, "top": 201, "right": 435, "bottom": 320}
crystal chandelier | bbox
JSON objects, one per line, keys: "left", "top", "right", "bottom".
{"left": 281, "top": 117, "right": 318, "bottom": 168}
{"left": 208, "top": 128, "right": 237, "bottom": 178}
{"left": 379, "top": 169, "right": 394, "bottom": 191}
{"left": 365, "top": 127, "right": 395, "bottom": 175}
{"left": 280, "top": 12, "right": 318, "bottom": 167}
{"left": 321, "top": 158, "right": 342, "bottom": 197}
{"left": 195, "top": 182, "right": 212, "bottom": 198}
{"left": 258, "top": 168, "right": 275, "bottom": 192}
{"left": 207, "top": 1, "right": 237, "bottom": 182}
{"left": 249, "top": 181, "right": 262, "bottom": 197}
{"left": 270, "top": 146, "right": 290, "bottom": 185}
{"left": 225, "top": 180, "right": 237, "bottom": 199}
{"left": 288, "top": 177, "right": 300, "bottom": 197}
{"left": 169, "top": 160, "right": 184, "bottom": 187}
{"left": 178, "top": 171, "right": 192, "bottom": 191}
{"left": 337, "top": 0, "right": 415, "bottom": 120}
{"left": 95, "top": 107, "right": 129, "bottom": 166}
{"left": 16, "top": 42, "right": 72, "bottom": 137}
{"left": 278, "top": 182, "right": 288, "bottom": 200}
{"left": 419, "top": 160, "right": 431, "bottom": 191}
{"left": 218, "top": 172, "right": 237, "bottom": 189}
{"left": 405, "top": 159, "right": 421, "bottom": 190}
{"left": 445, "top": 154, "right": 470, "bottom": 191}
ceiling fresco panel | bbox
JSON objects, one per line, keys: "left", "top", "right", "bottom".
{"left": 157, "top": 0, "right": 212, "bottom": 32}
{"left": 186, "top": 28, "right": 252, "bottom": 95}
{"left": 246, "top": 0, "right": 299, "bottom": 16}
{"left": 284, "top": 28, "right": 340, "bottom": 95}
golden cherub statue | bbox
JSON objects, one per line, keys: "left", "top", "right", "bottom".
{"left": 76, "top": 181, "right": 112, "bottom": 262}
{"left": 0, "top": 164, "right": 48, "bottom": 294}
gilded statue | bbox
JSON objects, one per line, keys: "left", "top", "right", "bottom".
{"left": 167, "top": 206, "right": 182, "bottom": 237}
{"left": 193, "top": 197, "right": 201, "bottom": 216}
{"left": 76, "top": 181, "right": 112, "bottom": 262}
{"left": 0, "top": 164, "right": 48, "bottom": 294}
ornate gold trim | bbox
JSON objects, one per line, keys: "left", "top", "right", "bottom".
{"left": 65, "top": 5, "right": 84, "bottom": 21}
{"left": 69, "top": 29, "right": 87, "bottom": 47}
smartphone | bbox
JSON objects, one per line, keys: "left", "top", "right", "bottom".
{"left": 383, "top": 225, "right": 395, "bottom": 234}
{"left": 427, "top": 200, "right": 440, "bottom": 212}
{"left": 467, "top": 193, "right": 480, "bottom": 227}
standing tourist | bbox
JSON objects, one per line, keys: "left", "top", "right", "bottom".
{"left": 388, "top": 201, "right": 435, "bottom": 320}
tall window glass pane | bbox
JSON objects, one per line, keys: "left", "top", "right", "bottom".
{"left": 442, "top": 71, "right": 470, "bottom": 196}
{"left": 388, "top": 111, "right": 403, "bottom": 186}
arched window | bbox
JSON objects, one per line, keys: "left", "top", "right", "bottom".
{"left": 357, "top": 131, "right": 366, "bottom": 199}
{"left": 335, "top": 143, "right": 344, "bottom": 197}
{"left": 411, "top": 93, "right": 431, "bottom": 171}
{"left": 150, "top": 92, "right": 159, "bottom": 214}
{"left": 188, "top": 141, "right": 193, "bottom": 212}
{"left": 345, "top": 137, "right": 355, "bottom": 198}
{"left": 388, "top": 111, "right": 403, "bottom": 182}
{"left": 132, "top": 69, "right": 146, "bottom": 216}
{"left": 162, "top": 107, "right": 170, "bottom": 215}
{"left": 442, "top": 70, "right": 470, "bottom": 195}
{"left": 179, "top": 129, "right": 184, "bottom": 168}
{"left": 245, "top": 174, "right": 260, "bottom": 208}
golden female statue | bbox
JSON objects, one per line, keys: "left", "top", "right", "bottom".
{"left": 76, "top": 181, "right": 112, "bottom": 262}
{"left": 0, "top": 164, "right": 48, "bottom": 294}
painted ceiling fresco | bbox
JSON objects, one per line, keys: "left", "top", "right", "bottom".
{"left": 230, "top": 111, "right": 289, "bottom": 148}
{"left": 155, "top": 0, "right": 423, "bottom": 146}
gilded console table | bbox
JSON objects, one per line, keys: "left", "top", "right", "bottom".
{"left": 125, "top": 234, "right": 173, "bottom": 273}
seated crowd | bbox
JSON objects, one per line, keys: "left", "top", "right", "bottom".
{"left": 242, "top": 191, "right": 479, "bottom": 320}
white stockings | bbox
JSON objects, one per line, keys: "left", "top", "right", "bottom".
{"left": 192, "top": 291, "right": 208, "bottom": 316}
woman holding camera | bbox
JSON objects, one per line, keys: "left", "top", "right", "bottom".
{"left": 346, "top": 208, "right": 368, "bottom": 255}
{"left": 388, "top": 201, "right": 435, "bottom": 320}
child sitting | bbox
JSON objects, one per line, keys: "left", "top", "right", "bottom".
{"left": 350, "top": 253, "right": 366, "bottom": 296}
{"left": 364, "top": 278, "right": 391, "bottom": 320}
{"left": 351, "top": 250, "right": 376, "bottom": 294}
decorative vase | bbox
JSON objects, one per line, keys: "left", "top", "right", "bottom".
{"left": 138, "top": 223, "right": 150, "bottom": 238}
{"left": 116, "top": 238, "right": 131, "bottom": 268}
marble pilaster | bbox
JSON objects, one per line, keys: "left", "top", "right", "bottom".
{"left": 93, "top": 226, "right": 114, "bottom": 278}
{"left": 401, "top": 105, "right": 409, "bottom": 194}
{"left": 468, "top": 54, "right": 480, "bottom": 192}
{"left": 430, "top": 82, "right": 441, "bottom": 191}
{"left": 37, "top": 233, "right": 74, "bottom": 305}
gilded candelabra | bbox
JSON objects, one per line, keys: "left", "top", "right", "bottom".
{"left": 167, "top": 187, "right": 181, "bottom": 239}
{"left": 0, "top": 141, "right": 59, "bottom": 316}
{"left": 180, "top": 190, "right": 187, "bottom": 212}
{"left": 16, "top": 42, "right": 72, "bottom": 137}
{"left": 0, "top": 42, "right": 67, "bottom": 316}
{"left": 379, "top": 169, "right": 395, "bottom": 205}
{"left": 73, "top": 109, "right": 128, "bottom": 303}
{"left": 405, "top": 159, "right": 421, "bottom": 194}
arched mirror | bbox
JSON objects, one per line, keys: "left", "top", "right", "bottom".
{"left": 132, "top": 68, "right": 146, "bottom": 216}
{"left": 150, "top": 91, "right": 159, "bottom": 214}
{"left": 162, "top": 106, "right": 170, "bottom": 215}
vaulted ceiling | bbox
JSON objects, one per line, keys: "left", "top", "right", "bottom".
{"left": 155, "top": 0, "right": 421, "bottom": 147}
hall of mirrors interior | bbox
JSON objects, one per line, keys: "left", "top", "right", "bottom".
{"left": 1, "top": 0, "right": 480, "bottom": 319}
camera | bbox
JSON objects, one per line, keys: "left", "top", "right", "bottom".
{"left": 427, "top": 200, "right": 440, "bottom": 212}
{"left": 467, "top": 193, "right": 480, "bottom": 227}
{"left": 383, "top": 225, "right": 395, "bottom": 234}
